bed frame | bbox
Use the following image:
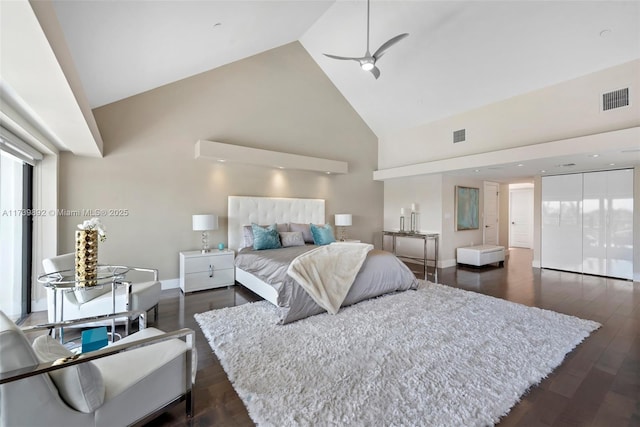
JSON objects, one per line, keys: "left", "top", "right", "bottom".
{"left": 228, "top": 196, "right": 325, "bottom": 305}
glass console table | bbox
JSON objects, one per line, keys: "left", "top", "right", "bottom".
{"left": 37, "top": 265, "right": 132, "bottom": 346}
{"left": 383, "top": 231, "right": 439, "bottom": 283}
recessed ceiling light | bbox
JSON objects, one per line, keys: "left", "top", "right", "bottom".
{"left": 217, "top": 159, "right": 226, "bottom": 162}
{"left": 278, "top": 166, "right": 284, "bottom": 169}
{"left": 517, "top": 163, "right": 524, "bottom": 167}
{"left": 326, "top": 172, "right": 331, "bottom": 175}
{"left": 589, "top": 154, "right": 600, "bottom": 158}
{"left": 609, "top": 163, "right": 616, "bottom": 166}
{"left": 474, "top": 169, "right": 480, "bottom": 173}
{"left": 540, "top": 170, "right": 546, "bottom": 173}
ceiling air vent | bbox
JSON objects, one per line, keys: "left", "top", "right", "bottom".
{"left": 453, "top": 129, "right": 466, "bottom": 143}
{"left": 601, "top": 88, "right": 629, "bottom": 111}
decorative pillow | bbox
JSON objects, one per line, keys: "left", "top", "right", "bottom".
{"left": 252, "top": 223, "right": 282, "bottom": 250}
{"left": 243, "top": 223, "right": 289, "bottom": 248}
{"left": 290, "top": 223, "right": 313, "bottom": 243}
{"left": 279, "top": 231, "right": 305, "bottom": 247}
{"left": 32, "top": 335, "right": 105, "bottom": 413}
{"left": 310, "top": 223, "right": 336, "bottom": 246}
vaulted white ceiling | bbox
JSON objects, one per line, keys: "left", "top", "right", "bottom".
{"left": 5, "top": 0, "right": 639, "bottom": 179}
{"left": 51, "top": 0, "right": 640, "bottom": 140}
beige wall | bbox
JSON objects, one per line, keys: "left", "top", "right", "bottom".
{"left": 58, "top": 42, "right": 381, "bottom": 282}
{"left": 379, "top": 59, "right": 640, "bottom": 169}
{"left": 441, "top": 175, "right": 486, "bottom": 266}
{"left": 382, "top": 174, "right": 487, "bottom": 267}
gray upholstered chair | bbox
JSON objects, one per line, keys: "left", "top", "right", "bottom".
{"left": 42, "top": 254, "right": 162, "bottom": 326}
{"left": 0, "top": 310, "right": 195, "bottom": 427}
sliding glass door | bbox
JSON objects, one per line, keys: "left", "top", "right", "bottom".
{"left": 0, "top": 150, "right": 33, "bottom": 321}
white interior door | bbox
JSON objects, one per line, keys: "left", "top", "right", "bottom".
{"left": 509, "top": 188, "right": 533, "bottom": 248}
{"left": 483, "top": 182, "right": 499, "bottom": 245}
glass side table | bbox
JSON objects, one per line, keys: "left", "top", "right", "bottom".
{"left": 37, "top": 265, "right": 132, "bottom": 346}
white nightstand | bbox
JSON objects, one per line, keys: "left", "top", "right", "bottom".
{"left": 179, "top": 250, "right": 235, "bottom": 293}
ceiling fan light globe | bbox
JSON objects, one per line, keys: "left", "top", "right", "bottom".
{"left": 361, "top": 61, "right": 375, "bottom": 71}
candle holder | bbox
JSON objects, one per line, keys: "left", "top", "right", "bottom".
{"left": 400, "top": 215, "right": 405, "bottom": 232}
{"left": 410, "top": 211, "right": 416, "bottom": 233}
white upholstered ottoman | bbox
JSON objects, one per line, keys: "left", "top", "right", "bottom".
{"left": 457, "top": 245, "right": 505, "bottom": 267}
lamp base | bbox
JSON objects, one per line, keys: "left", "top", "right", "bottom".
{"left": 200, "top": 231, "right": 210, "bottom": 253}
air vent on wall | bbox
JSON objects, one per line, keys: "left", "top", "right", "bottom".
{"left": 453, "top": 129, "right": 466, "bottom": 143}
{"left": 601, "top": 88, "right": 629, "bottom": 111}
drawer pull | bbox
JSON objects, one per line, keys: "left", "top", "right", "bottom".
{"left": 209, "top": 265, "right": 214, "bottom": 277}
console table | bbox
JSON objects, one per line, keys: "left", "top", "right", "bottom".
{"left": 383, "top": 231, "right": 439, "bottom": 283}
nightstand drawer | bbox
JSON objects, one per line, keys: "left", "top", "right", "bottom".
{"left": 184, "top": 253, "right": 234, "bottom": 272}
{"left": 183, "top": 269, "right": 235, "bottom": 291}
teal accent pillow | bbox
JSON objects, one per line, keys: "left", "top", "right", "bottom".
{"left": 310, "top": 223, "right": 336, "bottom": 246}
{"left": 251, "top": 223, "right": 282, "bottom": 250}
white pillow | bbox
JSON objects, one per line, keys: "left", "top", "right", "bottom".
{"left": 32, "top": 335, "right": 105, "bottom": 413}
{"left": 279, "top": 231, "right": 305, "bottom": 247}
{"left": 289, "top": 223, "right": 313, "bottom": 243}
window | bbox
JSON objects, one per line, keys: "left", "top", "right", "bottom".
{"left": 0, "top": 128, "right": 38, "bottom": 322}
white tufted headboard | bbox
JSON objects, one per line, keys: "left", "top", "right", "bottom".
{"left": 228, "top": 196, "right": 325, "bottom": 251}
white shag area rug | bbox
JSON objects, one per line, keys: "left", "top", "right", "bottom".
{"left": 194, "top": 281, "right": 600, "bottom": 427}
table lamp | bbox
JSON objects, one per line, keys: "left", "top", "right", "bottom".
{"left": 192, "top": 214, "right": 218, "bottom": 253}
{"left": 334, "top": 214, "right": 352, "bottom": 241}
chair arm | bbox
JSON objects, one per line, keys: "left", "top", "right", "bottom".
{"left": 0, "top": 328, "right": 195, "bottom": 385}
{"left": 109, "top": 265, "right": 159, "bottom": 282}
{"left": 20, "top": 310, "right": 148, "bottom": 334}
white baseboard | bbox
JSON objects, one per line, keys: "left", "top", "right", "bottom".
{"left": 532, "top": 259, "right": 541, "bottom": 268}
{"left": 31, "top": 298, "right": 47, "bottom": 313}
{"left": 439, "top": 258, "right": 457, "bottom": 269}
{"left": 161, "top": 278, "right": 180, "bottom": 290}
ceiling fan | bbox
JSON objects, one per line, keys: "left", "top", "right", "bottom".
{"left": 323, "top": 0, "right": 408, "bottom": 79}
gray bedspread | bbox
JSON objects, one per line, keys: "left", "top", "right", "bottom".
{"left": 235, "top": 245, "right": 419, "bottom": 324}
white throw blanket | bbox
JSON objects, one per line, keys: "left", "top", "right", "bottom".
{"left": 287, "top": 242, "right": 373, "bottom": 314}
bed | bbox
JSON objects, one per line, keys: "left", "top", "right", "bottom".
{"left": 228, "top": 196, "right": 419, "bottom": 323}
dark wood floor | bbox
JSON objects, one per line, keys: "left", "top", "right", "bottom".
{"left": 24, "top": 248, "right": 639, "bottom": 426}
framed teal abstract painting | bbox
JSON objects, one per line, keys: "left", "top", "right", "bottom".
{"left": 455, "top": 186, "right": 479, "bottom": 230}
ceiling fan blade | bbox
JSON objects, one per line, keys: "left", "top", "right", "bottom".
{"left": 372, "top": 33, "right": 409, "bottom": 60}
{"left": 369, "top": 66, "right": 380, "bottom": 79}
{"left": 323, "top": 53, "right": 362, "bottom": 62}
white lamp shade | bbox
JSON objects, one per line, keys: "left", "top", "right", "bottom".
{"left": 192, "top": 214, "right": 218, "bottom": 231}
{"left": 334, "top": 214, "right": 352, "bottom": 227}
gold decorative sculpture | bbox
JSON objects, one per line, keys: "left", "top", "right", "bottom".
{"left": 75, "top": 229, "right": 98, "bottom": 287}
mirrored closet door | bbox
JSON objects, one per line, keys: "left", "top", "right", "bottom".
{"left": 542, "top": 169, "right": 634, "bottom": 280}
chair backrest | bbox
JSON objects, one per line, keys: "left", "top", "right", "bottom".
{"left": 0, "top": 310, "right": 75, "bottom": 426}
{"left": 42, "top": 253, "right": 75, "bottom": 274}
{"left": 42, "top": 253, "right": 110, "bottom": 306}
